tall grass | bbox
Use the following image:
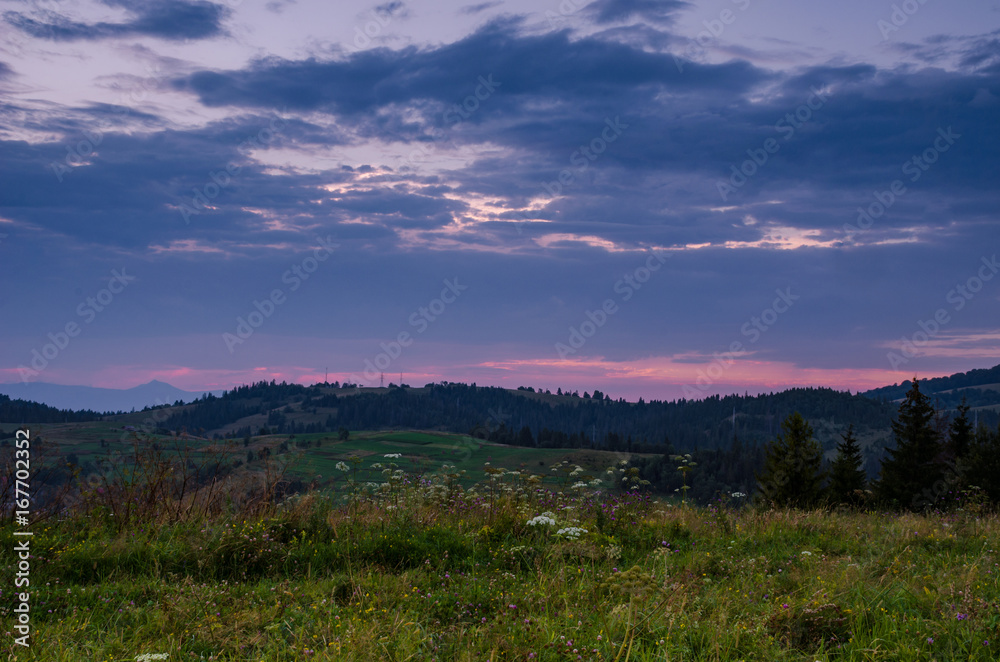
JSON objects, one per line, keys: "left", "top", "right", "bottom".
{"left": 2, "top": 450, "right": 998, "bottom": 660}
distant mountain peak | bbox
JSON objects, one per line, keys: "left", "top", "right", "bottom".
{"left": 0, "top": 380, "right": 223, "bottom": 414}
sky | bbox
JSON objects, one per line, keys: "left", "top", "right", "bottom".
{"left": 1, "top": 0, "right": 999, "bottom": 402}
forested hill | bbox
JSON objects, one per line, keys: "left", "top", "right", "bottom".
{"left": 158, "top": 380, "right": 905, "bottom": 452}
{"left": 862, "top": 364, "right": 1000, "bottom": 408}
{"left": 0, "top": 393, "right": 102, "bottom": 425}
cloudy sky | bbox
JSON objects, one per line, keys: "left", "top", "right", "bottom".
{"left": 1, "top": 0, "right": 998, "bottom": 401}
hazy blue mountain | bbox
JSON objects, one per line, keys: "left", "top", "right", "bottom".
{"left": 0, "top": 380, "right": 223, "bottom": 414}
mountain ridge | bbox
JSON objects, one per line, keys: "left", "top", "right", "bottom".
{"left": 0, "top": 380, "right": 225, "bottom": 414}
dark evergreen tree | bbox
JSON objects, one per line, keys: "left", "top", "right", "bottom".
{"left": 877, "top": 378, "right": 944, "bottom": 509}
{"left": 756, "top": 412, "right": 825, "bottom": 508}
{"left": 827, "top": 424, "right": 866, "bottom": 505}
{"left": 966, "top": 424, "right": 1000, "bottom": 502}
{"left": 948, "top": 398, "right": 973, "bottom": 460}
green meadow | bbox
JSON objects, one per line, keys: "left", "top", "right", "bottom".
{"left": 2, "top": 436, "right": 998, "bottom": 661}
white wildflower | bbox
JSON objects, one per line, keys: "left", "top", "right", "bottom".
{"left": 556, "top": 527, "right": 588, "bottom": 540}
{"left": 527, "top": 515, "right": 557, "bottom": 527}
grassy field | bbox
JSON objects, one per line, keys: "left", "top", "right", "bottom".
{"left": 2, "top": 454, "right": 999, "bottom": 661}
{"left": 12, "top": 424, "right": 640, "bottom": 493}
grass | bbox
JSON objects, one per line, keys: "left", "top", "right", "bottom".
{"left": 13, "top": 423, "right": 639, "bottom": 492}
{"left": 2, "top": 461, "right": 999, "bottom": 661}
{"left": 244, "top": 430, "right": 639, "bottom": 489}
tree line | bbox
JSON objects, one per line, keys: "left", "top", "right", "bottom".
{"left": 751, "top": 379, "right": 1000, "bottom": 510}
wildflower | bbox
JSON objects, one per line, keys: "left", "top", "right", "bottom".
{"left": 527, "top": 515, "right": 556, "bottom": 527}
{"left": 956, "top": 613, "right": 968, "bottom": 621}
{"left": 556, "top": 527, "right": 588, "bottom": 540}
{"left": 335, "top": 461, "right": 350, "bottom": 472}
{"left": 384, "top": 453, "right": 402, "bottom": 458}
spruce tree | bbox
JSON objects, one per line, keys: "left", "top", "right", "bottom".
{"left": 948, "top": 398, "right": 973, "bottom": 460}
{"left": 966, "top": 424, "right": 1000, "bottom": 503}
{"left": 756, "top": 412, "right": 825, "bottom": 508}
{"left": 877, "top": 378, "right": 943, "bottom": 509}
{"left": 828, "top": 424, "right": 867, "bottom": 505}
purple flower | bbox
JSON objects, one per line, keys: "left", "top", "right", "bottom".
{"left": 957, "top": 613, "right": 968, "bottom": 621}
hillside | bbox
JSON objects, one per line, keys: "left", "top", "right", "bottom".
{"left": 4, "top": 364, "right": 1000, "bottom": 504}
{"left": 151, "top": 381, "right": 903, "bottom": 455}
{"left": 863, "top": 364, "right": 1000, "bottom": 410}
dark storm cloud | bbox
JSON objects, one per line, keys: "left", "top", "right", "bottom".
{"left": 167, "top": 18, "right": 1000, "bottom": 229}
{"left": 459, "top": 1, "right": 503, "bottom": 15}
{"left": 172, "top": 19, "right": 769, "bottom": 116}
{"left": 890, "top": 30, "right": 1000, "bottom": 71}
{"left": 6, "top": 14, "right": 994, "bottom": 267}
{"left": 0, "top": 104, "right": 480, "bottom": 258}
{"left": 4, "top": 0, "right": 229, "bottom": 42}
{"left": 374, "top": 1, "right": 408, "bottom": 18}
{"left": 583, "top": 0, "right": 689, "bottom": 25}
